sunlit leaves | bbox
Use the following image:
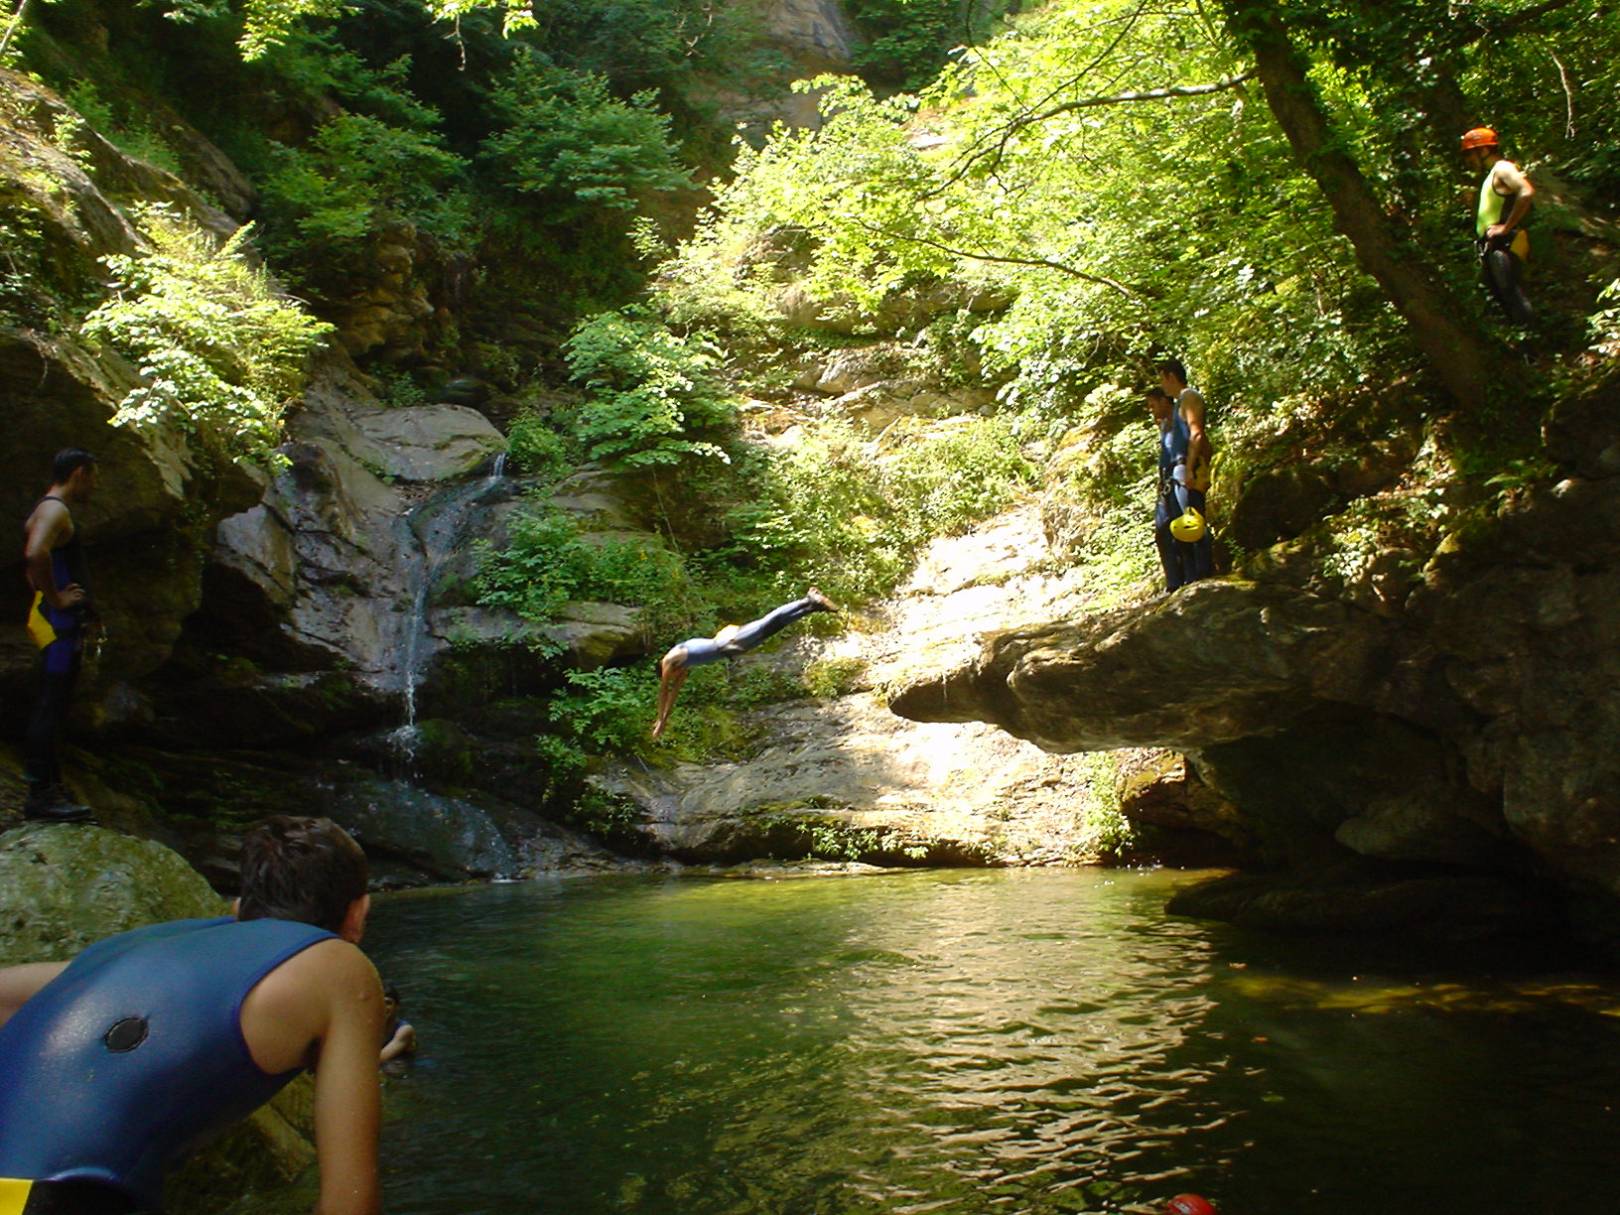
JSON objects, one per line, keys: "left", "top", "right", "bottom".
{"left": 80, "top": 206, "right": 333, "bottom": 466}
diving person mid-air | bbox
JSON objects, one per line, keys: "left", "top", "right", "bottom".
{"left": 650, "top": 589, "right": 838, "bottom": 739}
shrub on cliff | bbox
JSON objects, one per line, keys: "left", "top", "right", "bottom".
{"left": 80, "top": 204, "right": 333, "bottom": 467}
{"left": 561, "top": 307, "right": 736, "bottom": 470}
{"left": 482, "top": 49, "right": 690, "bottom": 222}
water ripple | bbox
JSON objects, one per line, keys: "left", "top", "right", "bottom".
{"left": 355, "top": 870, "right": 1620, "bottom": 1215}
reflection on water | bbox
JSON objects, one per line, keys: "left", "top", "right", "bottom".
{"left": 362, "top": 870, "right": 1620, "bottom": 1215}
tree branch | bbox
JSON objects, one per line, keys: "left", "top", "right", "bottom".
{"left": 0, "top": 0, "right": 34, "bottom": 58}
{"left": 1003, "top": 71, "right": 1258, "bottom": 128}
{"left": 923, "top": 69, "right": 1256, "bottom": 199}
{"left": 848, "top": 219, "right": 1137, "bottom": 297}
{"left": 924, "top": 0, "right": 1154, "bottom": 198}
{"left": 1451, "top": 0, "right": 1583, "bottom": 47}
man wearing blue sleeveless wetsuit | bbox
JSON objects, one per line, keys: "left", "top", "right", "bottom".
{"left": 650, "top": 588, "right": 838, "bottom": 738}
{"left": 20, "top": 449, "right": 100, "bottom": 823}
{"left": 1149, "top": 359, "right": 1214, "bottom": 592}
{"left": 0, "top": 817, "right": 385, "bottom": 1215}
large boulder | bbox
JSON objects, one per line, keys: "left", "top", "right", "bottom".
{"left": 889, "top": 580, "right": 1400, "bottom": 753}
{"left": 890, "top": 456, "right": 1620, "bottom": 948}
{"left": 0, "top": 824, "right": 223, "bottom": 964}
{"left": 350, "top": 404, "right": 505, "bottom": 483}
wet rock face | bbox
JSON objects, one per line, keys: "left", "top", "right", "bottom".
{"left": 599, "top": 695, "right": 1100, "bottom": 866}
{"left": 600, "top": 507, "right": 1158, "bottom": 867}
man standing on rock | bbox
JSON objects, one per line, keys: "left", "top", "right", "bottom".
{"left": 0, "top": 816, "right": 385, "bottom": 1215}
{"left": 20, "top": 448, "right": 99, "bottom": 823}
{"left": 1461, "top": 126, "right": 1535, "bottom": 326}
{"left": 1150, "top": 360, "right": 1214, "bottom": 592}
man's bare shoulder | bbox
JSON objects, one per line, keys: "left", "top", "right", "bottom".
{"left": 285, "top": 937, "right": 377, "bottom": 984}
{"left": 1492, "top": 158, "right": 1528, "bottom": 191}
{"left": 24, "top": 497, "right": 71, "bottom": 537}
{"left": 252, "top": 937, "right": 378, "bottom": 1011}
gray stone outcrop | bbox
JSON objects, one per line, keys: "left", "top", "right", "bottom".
{"left": 891, "top": 381, "right": 1620, "bottom": 945}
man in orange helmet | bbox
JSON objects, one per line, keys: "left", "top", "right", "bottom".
{"left": 1461, "top": 126, "right": 1535, "bottom": 325}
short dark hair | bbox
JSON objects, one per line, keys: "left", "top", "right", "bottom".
{"left": 1145, "top": 387, "right": 1172, "bottom": 404}
{"left": 238, "top": 816, "right": 368, "bottom": 934}
{"left": 52, "top": 448, "right": 96, "bottom": 483}
{"left": 1157, "top": 358, "right": 1188, "bottom": 385}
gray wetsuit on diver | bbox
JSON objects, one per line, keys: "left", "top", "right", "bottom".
{"left": 673, "top": 596, "right": 826, "bottom": 666}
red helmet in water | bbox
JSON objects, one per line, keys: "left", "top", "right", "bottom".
{"left": 1461, "top": 126, "right": 1499, "bottom": 151}
{"left": 1167, "top": 1196, "right": 1217, "bottom": 1215}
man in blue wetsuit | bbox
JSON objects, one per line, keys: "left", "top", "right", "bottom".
{"left": 0, "top": 816, "right": 385, "bottom": 1215}
{"left": 650, "top": 588, "right": 837, "bottom": 739}
{"left": 20, "top": 449, "right": 100, "bottom": 823}
{"left": 1149, "top": 359, "right": 1214, "bottom": 592}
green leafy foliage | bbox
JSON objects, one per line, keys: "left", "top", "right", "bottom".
{"left": 482, "top": 49, "right": 690, "bottom": 219}
{"left": 846, "top": 0, "right": 1011, "bottom": 89}
{"left": 259, "top": 108, "right": 472, "bottom": 283}
{"left": 1068, "top": 752, "right": 1135, "bottom": 862}
{"left": 505, "top": 410, "right": 574, "bottom": 481}
{"left": 79, "top": 205, "right": 332, "bottom": 465}
{"left": 733, "top": 414, "right": 1033, "bottom": 602}
{"left": 63, "top": 79, "right": 181, "bottom": 173}
{"left": 801, "top": 656, "right": 867, "bottom": 699}
{"left": 474, "top": 502, "right": 698, "bottom": 654}
{"left": 0, "top": 199, "right": 51, "bottom": 325}
{"left": 562, "top": 308, "right": 736, "bottom": 470}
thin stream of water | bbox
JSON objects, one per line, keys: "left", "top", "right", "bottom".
{"left": 392, "top": 452, "right": 509, "bottom": 770}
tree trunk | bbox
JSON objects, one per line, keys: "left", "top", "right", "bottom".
{"left": 1219, "top": 0, "right": 1496, "bottom": 408}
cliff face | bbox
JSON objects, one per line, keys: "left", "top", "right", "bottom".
{"left": 0, "top": 59, "right": 618, "bottom": 882}
{"left": 892, "top": 380, "right": 1620, "bottom": 949}
{"left": 0, "top": 66, "right": 277, "bottom": 756}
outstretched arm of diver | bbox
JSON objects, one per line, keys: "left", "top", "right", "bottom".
{"left": 312, "top": 948, "right": 385, "bottom": 1215}
{"left": 0, "top": 961, "right": 69, "bottom": 1030}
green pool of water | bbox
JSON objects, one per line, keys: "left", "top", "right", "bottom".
{"left": 361, "top": 869, "right": 1620, "bottom": 1214}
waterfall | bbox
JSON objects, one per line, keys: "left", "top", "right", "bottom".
{"left": 392, "top": 450, "right": 511, "bottom": 771}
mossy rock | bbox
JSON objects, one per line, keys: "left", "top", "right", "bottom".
{"left": 0, "top": 824, "right": 224, "bottom": 966}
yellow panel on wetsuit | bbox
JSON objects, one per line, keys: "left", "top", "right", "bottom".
{"left": 0, "top": 1179, "right": 33, "bottom": 1215}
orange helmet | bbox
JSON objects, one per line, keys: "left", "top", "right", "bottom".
{"left": 1461, "top": 126, "right": 1499, "bottom": 151}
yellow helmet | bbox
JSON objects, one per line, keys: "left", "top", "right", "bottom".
{"left": 1169, "top": 507, "right": 1207, "bottom": 543}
